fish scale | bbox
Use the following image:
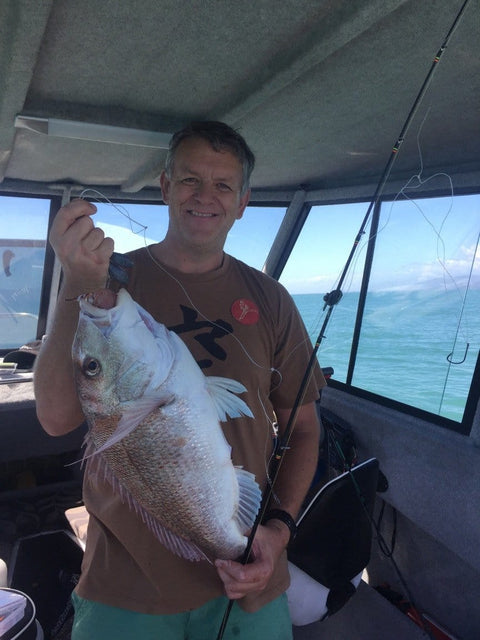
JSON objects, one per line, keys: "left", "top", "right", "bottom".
{"left": 73, "top": 288, "right": 262, "bottom": 562}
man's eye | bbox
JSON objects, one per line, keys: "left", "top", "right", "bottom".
{"left": 182, "top": 177, "right": 198, "bottom": 185}
{"left": 217, "top": 183, "right": 232, "bottom": 192}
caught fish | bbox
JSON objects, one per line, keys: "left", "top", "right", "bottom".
{"left": 72, "top": 288, "right": 261, "bottom": 562}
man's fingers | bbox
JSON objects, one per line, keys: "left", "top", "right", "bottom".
{"left": 215, "top": 558, "right": 270, "bottom": 600}
{"left": 51, "top": 199, "right": 114, "bottom": 259}
{"left": 82, "top": 226, "right": 111, "bottom": 253}
{"left": 48, "top": 199, "right": 114, "bottom": 292}
{"left": 50, "top": 200, "right": 99, "bottom": 252}
{"left": 61, "top": 198, "right": 97, "bottom": 222}
{"left": 52, "top": 199, "right": 97, "bottom": 235}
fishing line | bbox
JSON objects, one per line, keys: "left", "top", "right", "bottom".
{"left": 328, "top": 102, "right": 471, "bottom": 383}
{"left": 143, "top": 241, "right": 308, "bottom": 492}
{"left": 256, "top": 387, "right": 282, "bottom": 502}
{"left": 77, "top": 193, "right": 325, "bottom": 399}
{"left": 143, "top": 242, "right": 284, "bottom": 386}
{"left": 329, "top": 107, "right": 452, "bottom": 306}
{"left": 143, "top": 253, "right": 325, "bottom": 407}
{"left": 216, "top": 2, "right": 472, "bottom": 637}
{"left": 79, "top": 188, "right": 148, "bottom": 236}
{"left": 77, "top": 188, "right": 282, "bottom": 386}
{"left": 382, "top": 105, "right": 468, "bottom": 317}
{"left": 77, "top": 189, "right": 292, "bottom": 492}
{"left": 380, "top": 103, "right": 476, "bottom": 397}
{"left": 439, "top": 227, "right": 479, "bottom": 412}
{"left": 392, "top": 108, "right": 461, "bottom": 298}
{"left": 77, "top": 188, "right": 328, "bottom": 409}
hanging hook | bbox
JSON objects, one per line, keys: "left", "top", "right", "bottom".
{"left": 447, "top": 343, "right": 469, "bottom": 365}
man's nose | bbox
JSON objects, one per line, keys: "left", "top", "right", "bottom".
{"left": 193, "top": 181, "right": 215, "bottom": 202}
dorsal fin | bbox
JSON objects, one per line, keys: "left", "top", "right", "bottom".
{"left": 205, "top": 376, "right": 254, "bottom": 422}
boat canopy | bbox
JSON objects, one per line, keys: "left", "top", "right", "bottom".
{"left": 0, "top": 0, "right": 478, "bottom": 201}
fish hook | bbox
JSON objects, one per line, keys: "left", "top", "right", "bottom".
{"left": 446, "top": 343, "right": 469, "bottom": 365}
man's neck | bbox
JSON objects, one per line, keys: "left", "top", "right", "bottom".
{"left": 151, "top": 241, "right": 225, "bottom": 274}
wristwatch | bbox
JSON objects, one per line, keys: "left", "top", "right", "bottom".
{"left": 262, "top": 509, "right": 297, "bottom": 545}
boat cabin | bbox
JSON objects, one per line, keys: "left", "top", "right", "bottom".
{"left": 0, "top": 1, "right": 479, "bottom": 638}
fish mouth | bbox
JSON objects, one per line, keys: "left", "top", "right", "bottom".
{"left": 78, "top": 289, "right": 158, "bottom": 337}
{"left": 76, "top": 290, "right": 118, "bottom": 325}
{"left": 82, "top": 289, "right": 118, "bottom": 311}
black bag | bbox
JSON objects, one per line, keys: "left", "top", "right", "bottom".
{"left": 9, "top": 530, "right": 83, "bottom": 639}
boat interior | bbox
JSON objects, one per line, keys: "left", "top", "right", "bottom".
{"left": 0, "top": 1, "right": 479, "bottom": 638}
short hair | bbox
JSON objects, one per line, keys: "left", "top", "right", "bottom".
{"left": 165, "top": 121, "right": 255, "bottom": 196}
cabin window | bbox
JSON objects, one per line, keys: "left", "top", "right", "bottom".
{"left": 279, "top": 194, "right": 480, "bottom": 433}
{"left": 0, "top": 196, "right": 51, "bottom": 350}
{"left": 279, "top": 202, "right": 370, "bottom": 381}
{"left": 225, "top": 206, "right": 287, "bottom": 270}
{"left": 354, "top": 194, "right": 479, "bottom": 424}
{"left": 92, "top": 201, "right": 287, "bottom": 271}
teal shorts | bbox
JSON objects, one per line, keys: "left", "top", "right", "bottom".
{"left": 71, "top": 591, "right": 293, "bottom": 640}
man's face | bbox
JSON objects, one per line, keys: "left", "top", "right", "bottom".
{"left": 160, "top": 137, "right": 250, "bottom": 255}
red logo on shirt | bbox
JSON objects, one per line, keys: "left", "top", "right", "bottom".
{"left": 231, "top": 299, "right": 259, "bottom": 325}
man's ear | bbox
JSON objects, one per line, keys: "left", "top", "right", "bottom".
{"left": 160, "top": 171, "right": 170, "bottom": 204}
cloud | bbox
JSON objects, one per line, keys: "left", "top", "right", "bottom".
{"left": 282, "top": 273, "right": 342, "bottom": 294}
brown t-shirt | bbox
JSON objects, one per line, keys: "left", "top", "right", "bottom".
{"left": 76, "top": 249, "right": 324, "bottom": 614}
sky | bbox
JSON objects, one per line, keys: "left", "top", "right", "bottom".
{"left": 1, "top": 193, "right": 479, "bottom": 296}
{"left": 278, "top": 194, "right": 480, "bottom": 294}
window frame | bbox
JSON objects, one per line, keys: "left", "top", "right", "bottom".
{"left": 1, "top": 186, "right": 478, "bottom": 437}
{"left": 276, "top": 187, "right": 480, "bottom": 437}
{"left": 0, "top": 191, "right": 60, "bottom": 356}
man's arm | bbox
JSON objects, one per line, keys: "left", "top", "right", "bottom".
{"left": 215, "top": 400, "right": 321, "bottom": 600}
{"left": 266, "top": 401, "right": 321, "bottom": 520}
{"left": 34, "top": 199, "right": 114, "bottom": 436}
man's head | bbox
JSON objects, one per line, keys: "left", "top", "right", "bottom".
{"left": 165, "top": 121, "right": 255, "bottom": 197}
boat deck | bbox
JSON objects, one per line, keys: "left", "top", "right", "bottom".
{"left": 293, "top": 581, "right": 428, "bottom": 640}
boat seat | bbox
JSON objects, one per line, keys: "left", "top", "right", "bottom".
{"left": 287, "top": 457, "right": 379, "bottom": 625}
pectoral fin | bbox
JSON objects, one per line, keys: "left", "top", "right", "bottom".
{"left": 91, "top": 394, "right": 171, "bottom": 455}
{"left": 205, "top": 376, "right": 254, "bottom": 422}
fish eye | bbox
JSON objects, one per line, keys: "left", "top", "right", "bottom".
{"left": 83, "top": 357, "right": 101, "bottom": 377}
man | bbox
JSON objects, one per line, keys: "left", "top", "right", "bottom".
{"left": 34, "top": 121, "right": 323, "bottom": 639}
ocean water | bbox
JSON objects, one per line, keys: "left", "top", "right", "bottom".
{"left": 292, "top": 289, "right": 480, "bottom": 423}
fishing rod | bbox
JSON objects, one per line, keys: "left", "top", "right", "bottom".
{"left": 215, "top": 2, "right": 471, "bottom": 637}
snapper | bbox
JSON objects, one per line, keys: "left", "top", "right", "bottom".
{"left": 72, "top": 288, "right": 261, "bottom": 561}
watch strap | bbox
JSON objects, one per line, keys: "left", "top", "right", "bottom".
{"left": 262, "top": 508, "right": 297, "bottom": 544}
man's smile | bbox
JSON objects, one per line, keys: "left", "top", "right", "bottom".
{"left": 189, "top": 210, "right": 219, "bottom": 218}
